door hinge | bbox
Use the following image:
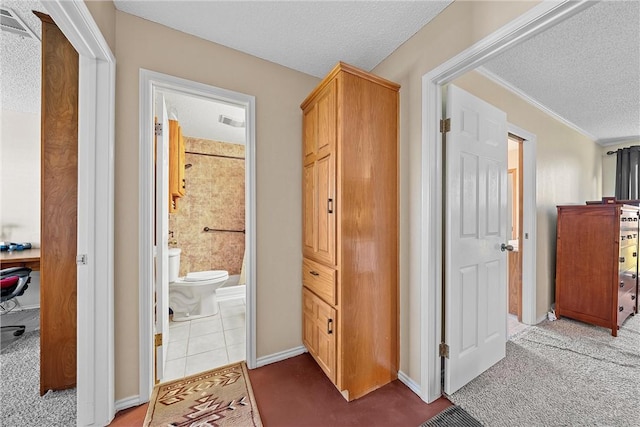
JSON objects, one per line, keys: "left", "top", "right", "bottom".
{"left": 155, "top": 122, "right": 163, "bottom": 136}
{"left": 76, "top": 254, "right": 87, "bottom": 265}
{"left": 440, "top": 118, "right": 451, "bottom": 133}
{"left": 154, "top": 333, "right": 163, "bottom": 347}
{"left": 439, "top": 342, "right": 449, "bottom": 358}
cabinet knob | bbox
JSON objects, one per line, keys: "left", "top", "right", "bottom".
{"left": 327, "top": 318, "right": 333, "bottom": 334}
{"left": 309, "top": 270, "right": 319, "bottom": 276}
{"left": 619, "top": 306, "right": 624, "bottom": 312}
{"left": 620, "top": 281, "right": 625, "bottom": 288}
{"left": 328, "top": 198, "right": 334, "bottom": 214}
{"left": 633, "top": 274, "right": 637, "bottom": 279}
{"left": 632, "top": 295, "right": 636, "bottom": 301}
{"left": 620, "top": 257, "right": 626, "bottom": 263}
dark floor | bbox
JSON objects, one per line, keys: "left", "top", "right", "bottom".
{"left": 110, "top": 353, "right": 451, "bottom": 426}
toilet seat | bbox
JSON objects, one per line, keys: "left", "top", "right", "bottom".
{"left": 184, "top": 270, "right": 228, "bottom": 282}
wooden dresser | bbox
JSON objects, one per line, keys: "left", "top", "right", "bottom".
{"left": 300, "top": 62, "right": 399, "bottom": 400}
{"left": 555, "top": 204, "right": 639, "bottom": 336}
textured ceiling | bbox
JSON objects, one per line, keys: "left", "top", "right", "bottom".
{"left": 113, "top": 0, "right": 453, "bottom": 78}
{"left": 2, "top": 1, "right": 639, "bottom": 145}
{"left": 0, "top": 0, "right": 44, "bottom": 114}
{"left": 482, "top": 0, "right": 640, "bottom": 144}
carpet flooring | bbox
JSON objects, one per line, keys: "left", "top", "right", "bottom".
{"left": 0, "top": 329, "right": 77, "bottom": 425}
{"left": 449, "top": 314, "right": 640, "bottom": 426}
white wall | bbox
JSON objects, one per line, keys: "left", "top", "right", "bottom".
{"left": 1, "top": 109, "right": 41, "bottom": 308}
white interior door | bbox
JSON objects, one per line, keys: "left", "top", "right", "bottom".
{"left": 444, "top": 84, "right": 508, "bottom": 395}
{"left": 155, "top": 94, "right": 170, "bottom": 383}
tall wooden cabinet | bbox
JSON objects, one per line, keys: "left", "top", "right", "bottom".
{"left": 555, "top": 204, "right": 639, "bottom": 336}
{"left": 301, "top": 62, "right": 400, "bottom": 400}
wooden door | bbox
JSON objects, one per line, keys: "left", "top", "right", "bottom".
{"left": 302, "top": 81, "right": 337, "bottom": 266}
{"left": 444, "top": 85, "right": 508, "bottom": 394}
{"left": 37, "top": 11, "right": 78, "bottom": 395}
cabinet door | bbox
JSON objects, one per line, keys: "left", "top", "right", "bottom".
{"left": 302, "top": 81, "right": 337, "bottom": 265}
{"left": 302, "top": 288, "right": 336, "bottom": 383}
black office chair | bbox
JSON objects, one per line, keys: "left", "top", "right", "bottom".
{"left": 1, "top": 267, "right": 32, "bottom": 336}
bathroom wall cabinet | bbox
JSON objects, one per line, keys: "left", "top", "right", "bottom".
{"left": 555, "top": 203, "right": 640, "bottom": 336}
{"left": 169, "top": 119, "right": 185, "bottom": 212}
{"left": 300, "top": 62, "right": 399, "bottom": 401}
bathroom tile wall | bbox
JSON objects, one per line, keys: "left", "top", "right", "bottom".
{"left": 169, "top": 137, "right": 245, "bottom": 276}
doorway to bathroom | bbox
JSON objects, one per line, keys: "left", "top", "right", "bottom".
{"left": 139, "top": 70, "right": 256, "bottom": 397}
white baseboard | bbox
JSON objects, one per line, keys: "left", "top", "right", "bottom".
{"left": 114, "top": 395, "right": 142, "bottom": 412}
{"left": 537, "top": 314, "right": 548, "bottom": 324}
{"left": 216, "top": 284, "right": 246, "bottom": 302}
{"left": 255, "top": 345, "right": 307, "bottom": 368}
{"left": 398, "top": 370, "right": 421, "bottom": 396}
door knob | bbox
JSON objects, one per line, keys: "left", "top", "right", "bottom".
{"left": 500, "top": 243, "right": 514, "bottom": 252}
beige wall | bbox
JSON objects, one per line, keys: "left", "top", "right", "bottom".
{"left": 453, "top": 70, "right": 601, "bottom": 322}
{"left": 85, "top": 0, "right": 608, "bottom": 400}
{"left": 601, "top": 140, "right": 640, "bottom": 197}
{"left": 84, "top": 0, "right": 116, "bottom": 54}
{"left": 87, "top": 4, "right": 319, "bottom": 400}
{"left": 373, "top": 1, "right": 600, "bottom": 386}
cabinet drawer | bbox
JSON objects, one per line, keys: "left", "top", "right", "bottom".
{"left": 619, "top": 232, "right": 637, "bottom": 246}
{"left": 620, "top": 214, "right": 638, "bottom": 229}
{"left": 618, "top": 247, "right": 638, "bottom": 272}
{"left": 618, "top": 268, "right": 637, "bottom": 294}
{"left": 303, "top": 258, "right": 336, "bottom": 305}
{"left": 617, "top": 289, "right": 637, "bottom": 327}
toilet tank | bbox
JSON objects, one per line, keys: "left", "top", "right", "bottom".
{"left": 168, "top": 248, "right": 181, "bottom": 282}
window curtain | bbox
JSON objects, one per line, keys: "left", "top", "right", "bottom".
{"left": 615, "top": 146, "right": 640, "bottom": 200}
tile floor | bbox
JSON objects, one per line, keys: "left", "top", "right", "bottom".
{"left": 507, "top": 313, "right": 530, "bottom": 339}
{"left": 163, "top": 298, "right": 246, "bottom": 382}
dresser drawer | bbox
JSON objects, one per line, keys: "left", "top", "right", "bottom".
{"left": 618, "top": 268, "right": 637, "bottom": 294}
{"left": 619, "top": 232, "right": 637, "bottom": 246}
{"left": 303, "top": 258, "right": 336, "bottom": 305}
{"left": 618, "top": 247, "right": 638, "bottom": 272}
{"left": 617, "top": 289, "right": 637, "bottom": 327}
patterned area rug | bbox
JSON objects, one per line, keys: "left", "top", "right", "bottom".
{"left": 144, "top": 362, "right": 262, "bottom": 427}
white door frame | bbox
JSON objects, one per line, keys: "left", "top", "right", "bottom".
{"left": 43, "top": 1, "right": 115, "bottom": 426}
{"left": 138, "top": 70, "right": 257, "bottom": 401}
{"left": 419, "top": 0, "right": 594, "bottom": 403}
{"left": 508, "top": 123, "right": 537, "bottom": 326}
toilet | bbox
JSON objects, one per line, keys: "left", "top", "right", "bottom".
{"left": 168, "top": 248, "right": 229, "bottom": 321}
